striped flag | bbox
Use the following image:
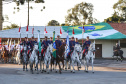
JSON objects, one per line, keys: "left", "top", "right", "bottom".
{"left": 18, "top": 26, "right": 21, "bottom": 33}
{"left": 52, "top": 31, "right": 56, "bottom": 58}
{"left": 38, "top": 30, "right": 41, "bottom": 56}
{"left": 66, "top": 31, "right": 70, "bottom": 56}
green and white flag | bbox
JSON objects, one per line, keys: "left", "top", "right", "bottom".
{"left": 38, "top": 30, "right": 41, "bottom": 56}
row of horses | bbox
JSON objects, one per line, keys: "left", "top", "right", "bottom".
{"left": 17, "top": 43, "right": 96, "bottom": 74}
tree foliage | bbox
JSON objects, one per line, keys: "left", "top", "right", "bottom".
{"left": 113, "top": 0, "right": 126, "bottom": 20}
{"left": 47, "top": 20, "right": 60, "bottom": 26}
{"left": 3, "top": 24, "right": 19, "bottom": 30}
{"left": 104, "top": 11, "right": 125, "bottom": 23}
{"left": 65, "top": 2, "right": 98, "bottom": 26}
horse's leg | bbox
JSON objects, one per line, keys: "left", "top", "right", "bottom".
{"left": 36, "top": 60, "right": 39, "bottom": 74}
{"left": 58, "top": 62, "right": 61, "bottom": 74}
{"left": 55, "top": 60, "right": 57, "bottom": 73}
{"left": 26, "top": 62, "right": 28, "bottom": 71}
{"left": 47, "top": 60, "right": 51, "bottom": 74}
{"left": 62, "top": 60, "right": 64, "bottom": 70}
{"left": 40, "top": 60, "right": 42, "bottom": 73}
{"left": 92, "top": 58, "right": 94, "bottom": 73}
{"left": 83, "top": 58, "right": 87, "bottom": 72}
{"left": 72, "top": 60, "right": 75, "bottom": 73}
{"left": 86, "top": 58, "right": 89, "bottom": 73}
{"left": 44, "top": 60, "right": 47, "bottom": 73}
{"left": 23, "top": 62, "right": 25, "bottom": 71}
{"left": 42, "top": 60, "right": 45, "bottom": 72}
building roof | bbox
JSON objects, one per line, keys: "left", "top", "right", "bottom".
{"left": 0, "top": 26, "right": 69, "bottom": 39}
{"left": 108, "top": 22, "right": 126, "bottom": 35}
{"left": 0, "top": 22, "right": 126, "bottom": 40}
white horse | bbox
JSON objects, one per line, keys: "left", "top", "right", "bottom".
{"left": 16, "top": 48, "right": 21, "bottom": 65}
{"left": 29, "top": 44, "right": 39, "bottom": 74}
{"left": 41, "top": 44, "right": 53, "bottom": 74}
{"left": 70, "top": 44, "right": 81, "bottom": 73}
{"left": 83, "top": 43, "right": 95, "bottom": 73}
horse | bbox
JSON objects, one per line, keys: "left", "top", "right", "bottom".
{"left": 22, "top": 44, "right": 29, "bottom": 71}
{"left": 11, "top": 45, "right": 17, "bottom": 63}
{"left": 83, "top": 43, "right": 95, "bottom": 73}
{"left": 41, "top": 44, "right": 53, "bottom": 74}
{"left": 16, "top": 47, "right": 21, "bottom": 65}
{"left": 70, "top": 44, "right": 81, "bottom": 73}
{"left": 51, "top": 43, "right": 66, "bottom": 74}
{"left": 113, "top": 46, "right": 124, "bottom": 62}
{"left": 29, "top": 44, "right": 39, "bottom": 74}
{"left": 1, "top": 46, "right": 9, "bottom": 63}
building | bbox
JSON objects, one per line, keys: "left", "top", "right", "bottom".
{"left": 0, "top": 0, "right": 2, "bottom": 30}
{"left": 0, "top": 22, "right": 126, "bottom": 58}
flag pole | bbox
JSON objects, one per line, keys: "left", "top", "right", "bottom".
{"left": 82, "top": 24, "right": 84, "bottom": 46}
{"left": 33, "top": 24, "right": 34, "bottom": 37}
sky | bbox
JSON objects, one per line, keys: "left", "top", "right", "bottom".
{"left": 2, "top": 0, "right": 118, "bottom": 27}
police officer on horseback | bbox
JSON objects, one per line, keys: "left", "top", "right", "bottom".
{"left": 55, "top": 35, "right": 62, "bottom": 55}
{"left": 29, "top": 36, "right": 37, "bottom": 53}
{"left": 82, "top": 36, "right": 91, "bottom": 59}
{"left": 67, "top": 37, "right": 75, "bottom": 59}
{"left": 41, "top": 36, "right": 50, "bottom": 58}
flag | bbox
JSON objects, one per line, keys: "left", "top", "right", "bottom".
{"left": 44, "top": 26, "right": 47, "bottom": 35}
{"left": 7, "top": 38, "right": 9, "bottom": 46}
{"left": 66, "top": 31, "right": 70, "bottom": 56}
{"left": 26, "top": 25, "right": 28, "bottom": 32}
{"left": 18, "top": 26, "right": 21, "bottom": 33}
{"left": 38, "top": 30, "right": 41, "bottom": 56}
{"left": 9, "top": 39, "right": 12, "bottom": 52}
{"left": 52, "top": 31, "right": 56, "bottom": 58}
{"left": 60, "top": 27, "right": 62, "bottom": 36}
{"left": 72, "top": 26, "right": 75, "bottom": 35}
{"left": 32, "top": 27, "right": 34, "bottom": 34}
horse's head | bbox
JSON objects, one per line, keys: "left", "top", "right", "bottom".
{"left": 34, "top": 44, "right": 38, "bottom": 50}
{"left": 74, "top": 44, "right": 81, "bottom": 52}
{"left": 89, "top": 43, "right": 96, "bottom": 52}
{"left": 48, "top": 43, "right": 53, "bottom": 54}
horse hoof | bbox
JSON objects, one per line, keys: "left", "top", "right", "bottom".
{"left": 50, "top": 69, "right": 52, "bottom": 72}
{"left": 86, "top": 71, "right": 88, "bottom": 73}
{"left": 60, "top": 72, "right": 62, "bottom": 74}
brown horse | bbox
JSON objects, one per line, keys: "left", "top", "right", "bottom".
{"left": 51, "top": 43, "right": 66, "bottom": 74}
{"left": 1, "top": 46, "right": 9, "bottom": 63}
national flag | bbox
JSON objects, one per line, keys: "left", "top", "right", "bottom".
{"left": 66, "top": 31, "right": 70, "bottom": 56}
{"left": 38, "top": 30, "right": 41, "bottom": 56}
{"left": 44, "top": 26, "right": 47, "bottom": 35}
{"left": 72, "top": 26, "right": 75, "bottom": 35}
{"left": 18, "top": 26, "right": 21, "bottom": 33}
{"left": 60, "top": 27, "right": 62, "bottom": 36}
{"left": 52, "top": 31, "right": 56, "bottom": 58}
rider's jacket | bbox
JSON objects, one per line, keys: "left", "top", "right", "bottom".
{"left": 49, "top": 40, "right": 53, "bottom": 44}
{"left": 83, "top": 40, "right": 91, "bottom": 50}
{"left": 69, "top": 40, "right": 75, "bottom": 51}
{"left": 75, "top": 42, "right": 79, "bottom": 44}
{"left": 55, "top": 40, "right": 62, "bottom": 50}
{"left": 41, "top": 40, "right": 50, "bottom": 49}
{"left": 115, "top": 44, "right": 120, "bottom": 50}
{"left": 29, "top": 40, "right": 37, "bottom": 49}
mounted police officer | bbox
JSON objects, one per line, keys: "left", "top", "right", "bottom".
{"left": 82, "top": 36, "right": 91, "bottom": 58}
{"left": 20, "top": 37, "right": 29, "bottom": 47}
{"left": 67, "top": 37, "right": 75, "bottom": 59}
{"left": 49, "top": 37, "right": 53, "bottom": 44}
{"left": 41, "top": 36, "right": 50, "bottom": 58}
{"left": 55, "top": 35, "right": 62, "bottom": 55}
{"left": 75, "top": 38, "right": 79, "bottom": 44}
{"left": 29, "top": 36, "right": 37, "bottom": 53}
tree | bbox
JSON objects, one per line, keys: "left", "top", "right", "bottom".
{"left": 65, "top": 2, "right": 97, "bottom": 25}
{"left": 3, "top": 24, "right": 19, "bottom": 30}
{"left": 47, "top": 20, "right": 60, "bottom": 26}
{"left": 113, "top": 0, "right": 126, "bottom": 20}
{"left": 104, "top": 11, "right": 125, "bottom": 23}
